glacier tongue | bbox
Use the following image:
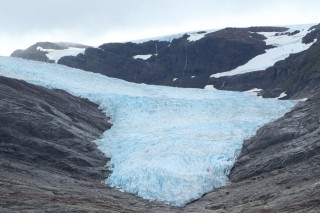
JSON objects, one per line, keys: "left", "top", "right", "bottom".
{"left": 0, "top": 56, "right": 296, "bottom": 206}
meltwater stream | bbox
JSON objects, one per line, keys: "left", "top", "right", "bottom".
{"left": 0, "top": 56, "right": 296, "bottom": 206}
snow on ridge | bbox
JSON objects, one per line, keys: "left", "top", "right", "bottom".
{"left": 187, "top": 29, "right": 218, "bottom": 42}
{"left": 132, "top": 29, "right": 218, "bottom": 44}
{"left": 133, "top": 54, "right": 153, "bottom": 60}
{"left": 211, "top": 24, "right": 316, "bottom": 78}
{"left": 37, "top": 46, "right": 85, "bottom": 63}
{"left": 0, "top": 56, "right": 296, "bottom": 206}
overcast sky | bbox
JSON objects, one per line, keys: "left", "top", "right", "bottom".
{"left": 0, "top": 0, "right": 319, "bottom": 56}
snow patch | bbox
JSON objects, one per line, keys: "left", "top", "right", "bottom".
{"left": 133, "top": 54, "right": 153, "bottom": 60}
{"left": 173, "top": 78, "right": 178, "bottom": 81}
{"left": 187, "top": 30, "right": 217, "bottom": 42}
{"left": 276, "top": 92, "right": 287, "bottom": 99}
{"left": 0, "top": 56, "right": 296, "bottom": 207}
{"left": 245, "top": 88, "right": 262, "bottom": 97}
{"left": 211, "top": 24, "right": 316, "bottom": 78}
{"left": 133, "top": 29, "right": 218, "bottom": 44}
{"left": 37, "top": 46, "right": 85, "bottom": 63}
{"left": 204, "top": 85, "right": 216, "bottom": 90}
{"left": 191, "top": 76, "right": 196, "bottom": 78}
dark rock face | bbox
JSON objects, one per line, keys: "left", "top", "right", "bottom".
{"left": 11, "top": 42, "right": 90, "bottom": 63}
{"left": 0, "top": 76, "right": 175, "bottom": 212}
{"left": 57, "top": 27, "right": 287, "bottom": 87}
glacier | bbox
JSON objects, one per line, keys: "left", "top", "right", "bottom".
{"left": 0, "top": 56, "right": 296, "bottom": 206}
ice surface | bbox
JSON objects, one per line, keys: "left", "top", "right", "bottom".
{"left": 0, "top": 56, "right": 296, "bottom": 206}
{"left": 133, "top": 54, "right": 153, "bottom": 60}
{"left": 211, "top": 24, "right": 316, "bottom": 78}
{"left": 37, "top": 46, "right": 85, "bottom": 63}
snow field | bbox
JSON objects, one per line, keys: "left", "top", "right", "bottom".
{"left": 211, "top": 24, "right": 316, "bottom": 78}
{"left": 37, "top": 46, "right": 85, "bottom": 63}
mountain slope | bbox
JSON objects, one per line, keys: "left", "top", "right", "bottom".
{"left": 12, "top": 26, "right": 290, "bottom": 87}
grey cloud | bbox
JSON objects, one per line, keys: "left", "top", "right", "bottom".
{"left": 0, "top": 0, "right": 319, "bottom": 55}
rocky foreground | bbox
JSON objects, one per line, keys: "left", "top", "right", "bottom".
{"left": 0, "top": 75, "right": 319, "bottom": 212}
